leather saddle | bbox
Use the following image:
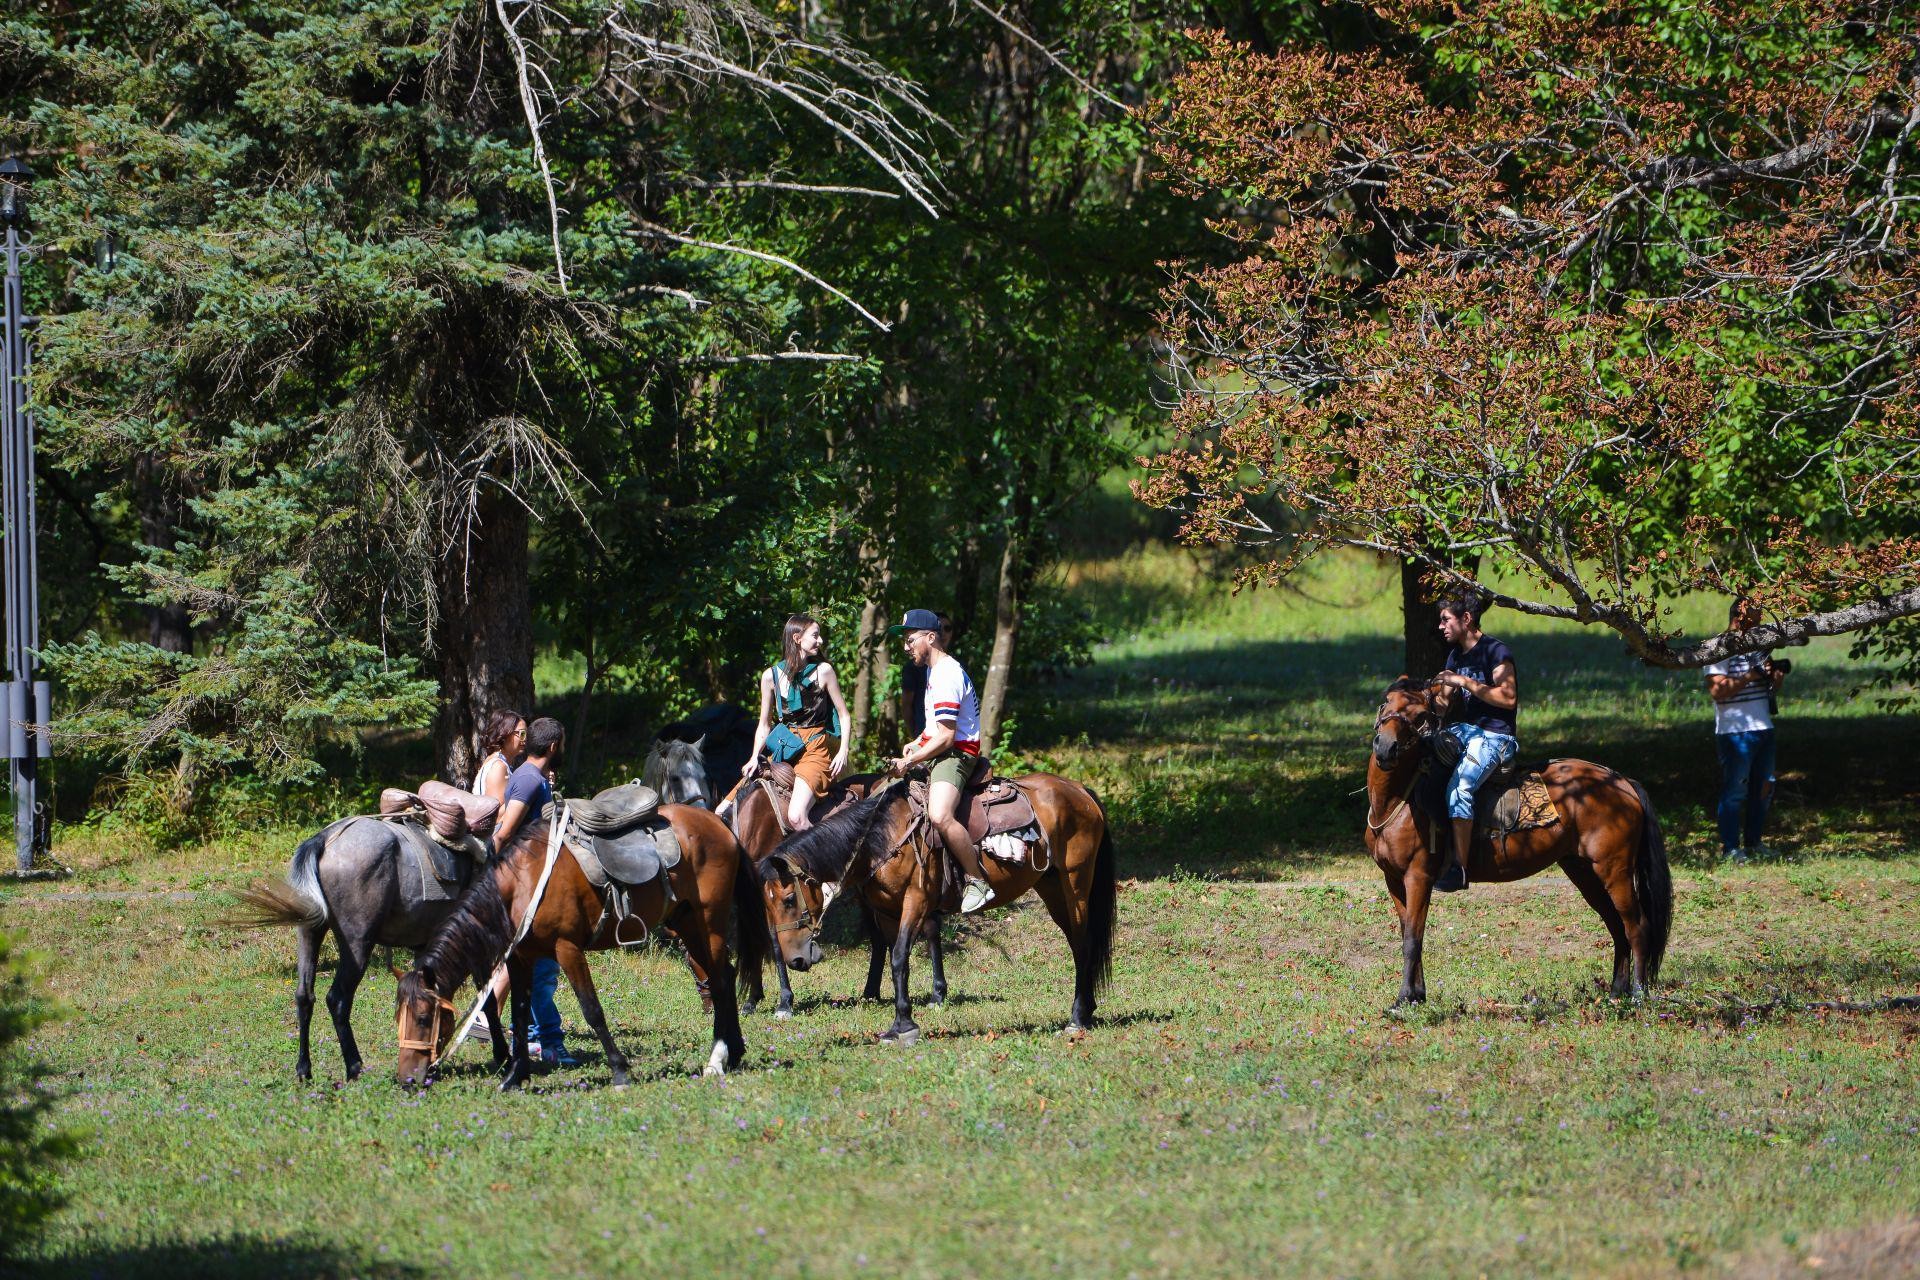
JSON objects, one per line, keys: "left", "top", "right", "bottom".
{"left": 752, "top": 762, "right": 868, "bottom": 834}
{"left": 552, "top": 783, "right": 680, "bottom": 947}
{"left": 906, "top": 773, "right": 1041, "bottom": 846}
{"left": 380, "top": 780, "right": 500, "bottom": 846}
{"left": 1413, "top": 760, "right": 1561, "bottom": 836}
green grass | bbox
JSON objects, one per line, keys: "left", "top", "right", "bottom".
{"left": 5, "top": 546, "right": 1918, "bottom": 1279}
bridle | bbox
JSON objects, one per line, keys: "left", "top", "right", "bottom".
{"left": 1367, "top": 694, "right": 1443, "bottom": 834}
{"left": 397, "top": 991, "right": 460, "bottom": 1070}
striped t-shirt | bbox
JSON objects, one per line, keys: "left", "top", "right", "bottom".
{"left": 920, "top": 654, "right": 981, "bottom": 755}
{"left": 1704, "top": 651, "right": 1773, "bottom": 734}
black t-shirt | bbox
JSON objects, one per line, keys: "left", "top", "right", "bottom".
{"left": 1445, "top": 635, "right": 1517, "bottom": 736}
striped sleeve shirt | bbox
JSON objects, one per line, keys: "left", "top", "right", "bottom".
{"left": 920, "top": 654, "right": 982, "bottom": 755}
{"left": 1704, "top": 651, "right": 1773, "bottom": 734}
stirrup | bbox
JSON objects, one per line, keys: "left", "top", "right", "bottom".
{"left": 1433, "top": 861, "right": 1468, "bottom": 893}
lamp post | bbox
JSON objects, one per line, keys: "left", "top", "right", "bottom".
{"left": 1, "top": 155, "right": 51, "bottom": 875}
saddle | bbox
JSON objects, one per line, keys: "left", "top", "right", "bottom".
{"left": 379, "top": 781, "right": 500, "bottom": 846}
{"left": 905, "top": 772, "right": 1048, "bottom": 869}
{"left": 551, "top": 783, "right": 681, "bottom": 947}
{"left": 1413, "top": 760, "right": 1561, "bottom": 837}
{"left": 752, "top": 761, "right": 866, "bottom": 834}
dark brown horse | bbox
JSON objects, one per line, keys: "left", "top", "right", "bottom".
{"left": 1367, "top": 677, "right": 1672, "bottom": 1005}
{"left": 759, "top": 774, "right": 1116, "bottom": 1043}
{"left": 731, "top": 773, "right": 950, "bottom": 1017}
{"left": 394, "top": 803, "right": 765, "bottom": 1088}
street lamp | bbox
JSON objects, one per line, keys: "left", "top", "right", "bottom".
{"left": 1, "top": 155, "right": 52, "bottom": 875}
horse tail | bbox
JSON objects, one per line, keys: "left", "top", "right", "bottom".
{"left": 1629, "top": 778, "right": 1671, "bottom": 984}
{"left": 730, "top": 837, "right": 769, "bottom": 1001}
{"left": 1082, "top": 789, "right": 1119, "bottom": 996}
{"left": 229, "top": 826, "right": 331, "bottom": 930}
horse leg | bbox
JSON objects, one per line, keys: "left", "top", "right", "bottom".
{"left": 555, "top": 939, "right": 629, "bottom": 1087}
{"left": 879, "top": 903, "right": 922, "bottom": 1045}
{"left": 323, "top": 927, "right": 376, "bottom": 1081}
{"left": 1379, "top": 873, "right": 1417, "bottom": 1009}
{"left": 927, "top": 914, "right": 949, "bottom": 1008}
{"left": 499, "top": 954, "right": 535, "bottom": 1092}
{"left": 1561, "top": 855, "right": 1633, "bottom": 997}
{"left": 862, "top": 901, "right": 887, "bottom": 1002}
{"left": 480, "top": 986, "right": 510, "bottom": 1067}
{"left": 1031, "top": 872, "right": 1094, "bottom": 1030}
{"left": 773, "top": 948, "right": 796, "bottom": 1019}
{"left": 1399, "top": 870, "right": 1434, "bottom": 1005}
{"left": 675, "top": 901, "right": 744, "bottom": 1075}
{"left": 1599, "top": 859, "right": 1651, "bottom": 998}
{"left": 294, "top": 924, "right": 320, "bottom": 1081}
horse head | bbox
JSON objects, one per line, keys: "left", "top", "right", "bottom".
{"left": 759, "top": 854, "right": 828, "bottom": 972}
{"left": 394, "top": 967, "right": 458, "bottom": 1087}
{"left": 1372, "top": 676, "right": 1456, "bottom": 768}
{"left": 644, "top": 735, "right": 713, "bottom": 809}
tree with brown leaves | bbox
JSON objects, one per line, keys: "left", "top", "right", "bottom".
{"left": 1141, "top": 1, "right": 1920, "bottom": 669}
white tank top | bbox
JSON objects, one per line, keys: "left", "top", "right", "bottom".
{"left": 472, "top": 751, "right": 509, "bottom": 797}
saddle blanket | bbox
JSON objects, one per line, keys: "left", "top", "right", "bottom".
{"left": 385, "top": 817, "right": 484, "bottom": 903}
{"left": 1414, "top": 763, "right": 1562, "bottom": 837}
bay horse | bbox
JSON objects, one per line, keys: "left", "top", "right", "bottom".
{"left": 394, "top": 803, "right": 766, "bottom": 1089}
{"left": 731, "top": 773, "right": 950, "bottom": 1017}
{"left": 758, "top": 774, "right": 1117, "bottom": 1044}
{"left": 235, "top": 818, "right": 510, "bottom": 1081}
{"left": 1367, "top": 677, "right": 1672, "bottom": 1005}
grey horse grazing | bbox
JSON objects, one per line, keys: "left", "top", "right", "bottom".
{"left": 235, "top": 817, "right": 510, "bottom": 1080}
{"left": 643, "top": 735, "right": 712, "bottom": 807}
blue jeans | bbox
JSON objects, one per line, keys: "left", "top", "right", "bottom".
{"left": 1715, "top": 729, "right": 1776, "bottom": 852}
{"left": 529, "top": 957, "right": 565, "bottom": 1049}
{"left": 1442, "top": 723, "right": 1519, "bottom": 820}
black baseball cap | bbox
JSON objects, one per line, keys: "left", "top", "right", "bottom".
{"left": 886, "top": 608, "right": 942, "bottom": 637}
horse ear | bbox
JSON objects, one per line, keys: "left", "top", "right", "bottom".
{"left": 692, "top": 734, "right": 707, "bottom": 752}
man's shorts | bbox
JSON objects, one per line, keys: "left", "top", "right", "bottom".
{"left": 928, "top": 750, "right": 985, "bottom": 792}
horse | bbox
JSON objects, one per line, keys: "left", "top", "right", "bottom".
{"left": 758, "top": 774, "right": 1117, "bottom": 1044}
{"left": 233, "top": 818, "right": 511, "bottom": 1081}
{"left": 643, "top": 736, "right": 713, "bottom": 808}
{"left": 1366, "top": 677, "right": 1672, "bottom": 1006}
{"left": 646, "top": 701, "right": 758, "bottom": 806}
{"left": 730, "top": 773, "right": 951, "bottom": 1018}
{"left": 393, "top": 803, "right": 767, "bottom": 1089}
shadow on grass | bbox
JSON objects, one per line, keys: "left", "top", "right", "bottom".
{"left": 15, "top": 1237, "right": 422, "bottom": 1280}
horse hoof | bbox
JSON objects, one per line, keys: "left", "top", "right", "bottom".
{"left": 704, "top": 1040, "right": 731, "bottom": 1077}
{"left": 774, "top": 1008, "right": 793, "bottom": 1022}
{"left": 879, "top": 1026, "right": 920, "bottom": 1047}
{"left": 344, "top": 1062, "right": 363, "bottom": 1081}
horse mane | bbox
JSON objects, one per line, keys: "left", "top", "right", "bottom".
{"left": 413, "top": 842, "right": 521, "bottom": 993}
{"left": 760, "top": 784, "right": 904, "bottom": 884}
{"left": 1387, "top": 675, "right": 1428, "bottom": 694}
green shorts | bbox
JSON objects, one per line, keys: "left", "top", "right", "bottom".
{"left": 928, "top": 750, "right": 985, "bottom": 792}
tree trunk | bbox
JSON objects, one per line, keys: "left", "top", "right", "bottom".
{"left": 977, "top": 526, "right": 1023, "bottom": 755}
{"left": 849, "top": 546, "right": 892, "bottom": 758}
{"left": 1400, "top": 551, "right": 1482, "bottom": 678}
{"left": 135, "top": 456, "right": 193, "bottom": 653}
{"left": 433, "top": 491, "right": 535, "bottom": 786}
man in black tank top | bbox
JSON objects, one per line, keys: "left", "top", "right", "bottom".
{"left": 1432, "top": 594, "right": 1519, "bottom": 892}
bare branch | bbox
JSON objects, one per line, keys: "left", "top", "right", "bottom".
{"left": 494, "top": 0, "right": 570, "bottom": 293}
{"left": 632, "top": 220, "right": 892, "bottom": 331}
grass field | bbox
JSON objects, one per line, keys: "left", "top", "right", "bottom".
{"left": 4, "top": 547, "right": 1919, "bottom": 1279}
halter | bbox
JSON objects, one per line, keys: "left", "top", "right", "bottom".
{"left": 1367, "top": 688, "right": 1445, "bottom": 834}
{"left": 397, "top": 990, "right": 460, "bottom": 1070}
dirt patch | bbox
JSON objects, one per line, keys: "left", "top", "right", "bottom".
{"left": 1738, "top": 1218, "right": 1920, "bottom": 1278}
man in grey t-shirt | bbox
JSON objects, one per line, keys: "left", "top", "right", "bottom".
{"left": 1703, "top": 597, "right": 1788, "bottom": 863}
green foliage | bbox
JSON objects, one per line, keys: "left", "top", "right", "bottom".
{"left": 0, "top": 933, "right": 75, "bottom": 1260}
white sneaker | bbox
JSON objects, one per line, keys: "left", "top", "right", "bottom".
{"left": 960, "top": 877, "right": 994, "bottom": 914}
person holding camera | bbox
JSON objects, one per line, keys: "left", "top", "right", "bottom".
{"left": 1703, "top": 597, "right": 1788, "bottom": 864}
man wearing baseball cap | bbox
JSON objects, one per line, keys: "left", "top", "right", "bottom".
{"left": 887, "top": 607, "right": 995, "bottom": 914}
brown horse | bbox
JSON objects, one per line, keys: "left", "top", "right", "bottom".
{"left": 759, "top": 774, "right": 1116, "bottom": 1043}
{"left": 731, "top": 773, "right": 950, "bottom": 1017}
{"left": 394, "top": 803, "right": 765, "bottom": 1088}
{"left": 1367, "top": 677, "right": 1672, "bottom": 1005}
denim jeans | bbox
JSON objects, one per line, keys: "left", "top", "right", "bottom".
{"left": 1442, "top": 723, "right": 1519, "bottom": 820}
{"left": 1715, "top": 729, "right": 1776, "bottom": 853}
{"left": 529, "top": 957, "right": 565, "bottom": 1049}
